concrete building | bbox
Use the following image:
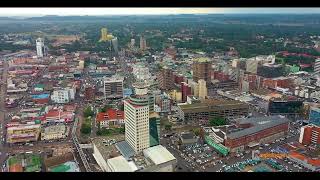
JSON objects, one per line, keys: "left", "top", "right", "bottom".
{"left": 103, "top": 76, "right": 124, "bottom": 99}
{"left": 51, "top": 88, "right": 75, "bottom": 104}
{"left": 224, "top": 116, "right": 289, "bottom": 152}
{"left": 198, "top": 79, "right": 208, "bottom": 100}
{"left": 178, "top": 99, "right": 249, "bottom": 125}
{"left": 7, "top": 124, "right": 41, "bottom": 143}
{"left": 112, "top": 37, "right": 119, "bottom": 55}
{"left": 78, "top": 60, "right": 84, "bottom": 70}
{"left": 181, "top": 82, "right": 191, "bottom": 103}
{"left": 246, "top": 59, "right": 259, "bottom": 74}
{"left": 309, "top": 107, "right": 320, "bottom": 126}
{"left": 96, "top": 109, "right": 125, "bottom": 129}
{"left": 140, "top": 35, "right": 147, "bottom": 51}
{"left": 157, "top": 66, "right": 174, "bottom": 91}
{"left": 124, "top": 94, "right": 150, "bottom": 153}
{"left": 192, "top": 57, "right": 211, "bottom": 83}
{"left": 314, "top": 58, "right": 320, "bottom": 75}
{"left": 36, "top": 38, "right": 44, "bottom": 58}
{"left": 41, "top": 124, "right": 67, "bottom": 141}
{"left": 299, "top": 124, "right": 320, "bottom": 145}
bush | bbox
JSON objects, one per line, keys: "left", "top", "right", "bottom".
{"left": 209, "top": 117, "right": 226, "bottom": 127}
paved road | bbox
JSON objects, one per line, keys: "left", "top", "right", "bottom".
{"left": 0, "top": 61, "right": 8, "bottom": 170}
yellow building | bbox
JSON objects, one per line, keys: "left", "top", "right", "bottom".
{"left": 78, "top": 60, "right": 84, "bottom": 70}
{"left": 169, "top": 90, "right": 182, "bottom": 102}
{"left": 100, "top": 28, "right": 114, "bottom": 42}
{"left": 7, "top": 124, "right": 41, "bottom": 143}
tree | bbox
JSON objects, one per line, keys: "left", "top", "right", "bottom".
{"left": 83, "top": 106, "right": 94, "bottom": 118}
{"left": 165, "top": 124, "right": 172, "bottom": 131}
{"left": 192, "top": 128, "right": 201, "bottom": 136}
{"left": 209, "top": 117, "right": 226, "bottom": 127}
{"left": 81, "top": 123, "right": 91, "bottom": 135}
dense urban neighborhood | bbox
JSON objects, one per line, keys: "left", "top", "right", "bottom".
{"left": 0, "top": 10, "right": 320, "bottom": 172}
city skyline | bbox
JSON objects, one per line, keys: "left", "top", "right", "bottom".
{"left": 0, "top": 8, "right": 320, "bottom": 17}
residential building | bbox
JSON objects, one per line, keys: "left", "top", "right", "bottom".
{"left": 140, "top": 35, "right": 147, "bottom": 51}
{"left": 51, "top": 89, "right": 71, "bottom": 104}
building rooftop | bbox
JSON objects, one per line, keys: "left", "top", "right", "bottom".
{"left": 115, "top": 141, "right": 136, "bottom": 160}
{"left": 107, "top": 156, "right": 136, "bottom": 172}
{"left": 193, "top": 57, "right": 210, "bottom": 63}
{"left": 92, "top": 136, "right": 124, "bottom": 161}
{"left": 143, "top": 145, "right": 176, "bottom": 165}
{"left": 227, "top": 116, "right": 290, "bottom": 139}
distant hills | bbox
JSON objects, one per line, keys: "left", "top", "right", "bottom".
{"left": 1, "top": 14, "right": 320, "bottom": 25}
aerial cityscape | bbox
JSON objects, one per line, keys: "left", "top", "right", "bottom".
{"left": 0, "top": 8, "right": 320, "bottom": 172}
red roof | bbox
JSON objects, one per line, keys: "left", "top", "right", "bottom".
{"left": 46, "top": 110, "right": 60, "bottom": 118}
{"left": 96, "top": 109, "right": 124, "bottom": 122}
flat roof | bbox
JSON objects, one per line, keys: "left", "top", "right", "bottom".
{"left": 115, "top": 141, "right": 135, "bottom": 160}
{"left": 107, "top": 156, "right": 135, "bottom": 172}
{"left": 227, "top": 116, "right": 290, "bottom": 139}
{"left": 143, "top": 145, "right": 176, "bottom": 165}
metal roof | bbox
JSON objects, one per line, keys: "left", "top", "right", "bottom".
{"left": 227, "top": 116, "right": 290, "bottom": 139}
{"left": 115, "top": 141, "right": 135, "bottom": 160}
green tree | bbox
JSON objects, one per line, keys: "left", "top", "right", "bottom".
{"left": 83, "top": 106, "right": 94, "bottom": 118}
{"left": 81, "top": 123, "right": 91, "bottom": 135}
{"left": 165, "top": 124, "right": 172, "bottom": 131}
{"left": 209, "top": 117, "right": 226, "bottom": 127}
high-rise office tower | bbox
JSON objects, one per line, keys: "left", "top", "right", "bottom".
{"left": 111, "top": 37, "right": 119, "bottom": 55}
{"left": 140, "top": 35, "right": 147, "bottom": 51}
{"left": 192, "top": 57, "right": 211, "bottom": 84}
{"left": 99, "top": 28, "right": 113, "bottom": 42}
{"left": 36, "top": 38, "right": 45, "bottom": 58}
{"left": 125, "top": 82, "right": 150, "bottom": 153}
{"left": 130, "top": 39, "right": 135, "bottom": 48}
{"left": 157, "top": 66, "right": 174, "bottom": 91}
{"left": 181, "top": 82, "right": 192, "bottom": 103}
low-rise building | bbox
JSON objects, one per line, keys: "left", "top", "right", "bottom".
{"left": 7, "top": 124, "right": 41, "bottom": 143}
{"left": 96, "top": 109, "right": 125, "bottom": 129}
{"left": 41, "top": 124, "right": 68, "bottom": 141}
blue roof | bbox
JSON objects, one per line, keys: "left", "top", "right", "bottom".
{"left": 31, "top": 94, "right": 50, "bottom": 99}
{"left": 115, "top": 141, "right": 135, "bottom": 160}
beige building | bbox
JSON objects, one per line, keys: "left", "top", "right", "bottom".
{"left": 7, "top": 124, "right": 41, "bottom": 143}
{"left": 198, "top": 79, "right": 208, "bottom": 100}
{"left": 41, "top": 124, "right": 67, "bottom": 141}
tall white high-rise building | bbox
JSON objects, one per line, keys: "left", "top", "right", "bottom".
{"left": 130, "top": 39, "right": 135, "bottom": 48}
{"left": 314, "top": 58, "right": 320, "bottom": 75}
{"left": 111, "top": 37, "right": 119, "bottom": 55}
{"left": 36, "top": 38, "right": 45, "bottom": 58}
{"left": 124, "top": 82, "right": 150, "bottom": 153}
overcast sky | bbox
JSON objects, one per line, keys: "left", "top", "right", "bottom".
{"left": 0, "top": 8, "right": 320, "bottom": 17}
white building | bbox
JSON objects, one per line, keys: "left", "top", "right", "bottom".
{"left": 314, "top": 58, "right": 320, "bottom": 75}
{"left": 124, "top": 97, "right": 150, "bottom": 153}
{"left": 51, "top": 88, "right": 75, "bottom": 104}
{"left": 36, "top": 38, "right": 45, "bottom": 58}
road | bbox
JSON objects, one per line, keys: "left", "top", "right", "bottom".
{"left": 0, "top": 60, "right": 8, "bottom": 171}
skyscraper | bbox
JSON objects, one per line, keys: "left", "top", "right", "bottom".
{"left": 140, "top": 35, "right": 147, "bottom": 51}
{"left": 125, "top": 82, "right": 150, "bottom": 153}
{"left": 99, "top": 28, "right": 113, "bottom": 42}
{"left": 314, "top": 58, "right": 320, "bottom": 75}
{"left": 111, "top": 37, "right": 119, "bottom": 55}
{"left": 36, "top": 38, "right": 44, "bottom": 58}
{"left": 157, "top": 66, "right": 174, "bottom": 91}
{"left": 181, "top": 82, "right": 192, "bottom": 103}
{"left": 192, "top": 57, "right": 211, "bottom": 84}
{"left": 130, "top": 39, "right": 135, "bottom": 48}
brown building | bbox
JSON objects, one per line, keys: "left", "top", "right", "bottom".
{"left": 85, "top": 86, "right": 96, "bottom": 101}
{"left": 299, "top": 124, "right": 320, "bottom": 145}
{"left": 157, "top": 67, "right": 174, "bottom": 91}
{"left": 223, "top": 116, "right": 290, "bottom": 152}
{"left": 178, "top": 99, "right": 249, "bottom": 125}
{"left": 192, "top": 57, "right": 211, "bottom": 84}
